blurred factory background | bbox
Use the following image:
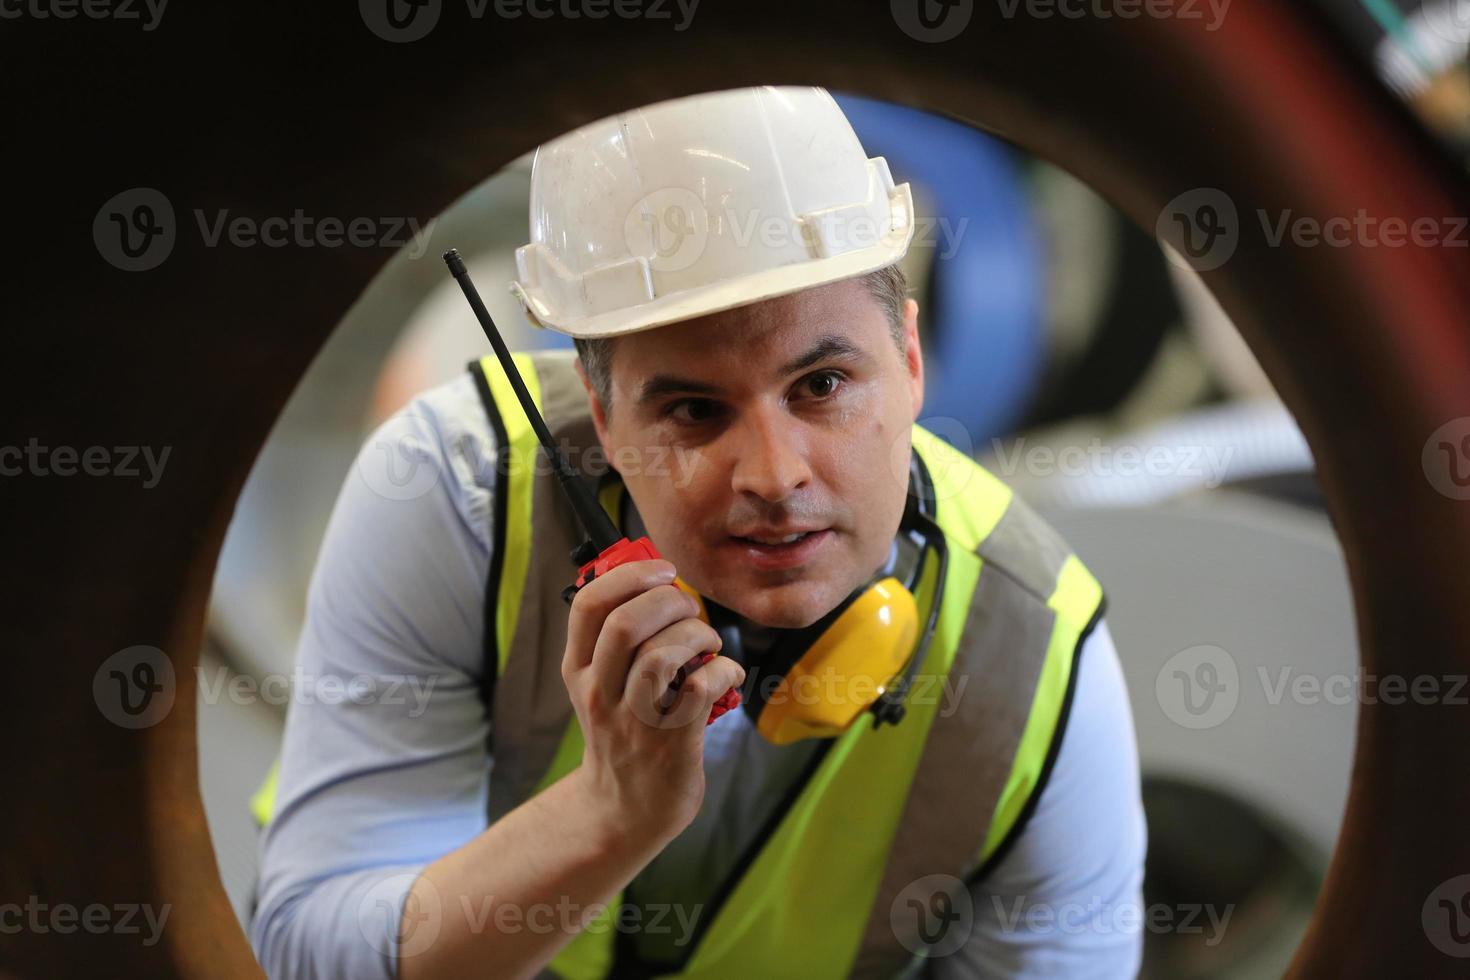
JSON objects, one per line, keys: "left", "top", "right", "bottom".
{"left": 197, "top": 5, "right": 1468, "bottom": 976}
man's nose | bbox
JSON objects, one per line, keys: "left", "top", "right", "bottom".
{"left": 728, "top": 411, "right": 812, "bottom": 503}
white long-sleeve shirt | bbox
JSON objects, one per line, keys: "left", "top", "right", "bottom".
{"left": 249, "top": 370, "right": 1148, "bottom": 979}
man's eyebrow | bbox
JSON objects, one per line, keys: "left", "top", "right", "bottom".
{"left": 635, "top": 334, "right": 868, "bottom": 407}
{"left": 776, "top": 334, "right": 868, "bottom": 377}
{"left": 636, "top": 375, "right": 725, "bottom": 407}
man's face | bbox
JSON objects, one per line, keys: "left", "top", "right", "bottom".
{"left": 582, "top": 277, "right": 924, "bottom": 629}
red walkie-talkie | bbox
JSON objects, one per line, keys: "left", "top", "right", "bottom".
{"left": 444, "top": 249, "right": 741, "bottom": 725}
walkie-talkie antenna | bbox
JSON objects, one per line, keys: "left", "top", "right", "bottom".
{"left": 443, "top": 248, "right": 622, "bottom": 553}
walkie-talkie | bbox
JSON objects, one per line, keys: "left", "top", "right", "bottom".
{"left": 443, "top": 249, "right": 741, "bottom": 725}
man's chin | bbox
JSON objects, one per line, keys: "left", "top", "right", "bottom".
{"left": 717, "top": 580, "right": 843, "bottom": 631}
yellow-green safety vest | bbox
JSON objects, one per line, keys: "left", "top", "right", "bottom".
{"left": 252, "top": 348, "right": 1105, "bottom": 980}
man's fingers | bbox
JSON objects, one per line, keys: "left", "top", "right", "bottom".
{"left": 619, "top": 620, "right": 722, "bottom": 727}
{"left": 562, "top": 559, "right": 676, "bottom": 674}
{"left": 627, "top": 619, "right": 723, "bottom": 696}
{"left": 673, "top": 656, "right": 747, "bottom": 726}
{"left": 633, "top": 652, "right": 746, "bottom": 731}
{"left": 588, "top": 586, "right": 705, "bottom": 707}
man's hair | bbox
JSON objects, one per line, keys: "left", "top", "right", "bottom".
{"left": 573, "top": 263, "right": 910, "bottom": 417}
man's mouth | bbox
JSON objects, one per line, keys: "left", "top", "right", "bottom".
{"left": 727, "top": 528, "right": 833, "bottom": 569}
{"left": 736, "top": 531, "right": 817, "bottom": 545}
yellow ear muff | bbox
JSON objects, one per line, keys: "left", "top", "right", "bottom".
{"left": 755, "top": 577, "right": 919, "bottom": 746}
{"left": 672, "top": 576, "right": 710, "bottom": 625}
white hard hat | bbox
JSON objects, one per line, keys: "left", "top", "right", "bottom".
{"left": 510, "top": 86, "right": 915, "bottom": 339}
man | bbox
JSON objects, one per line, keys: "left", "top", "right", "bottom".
{"left": 250, "top": 86, "right": 1146, "bottom": 979}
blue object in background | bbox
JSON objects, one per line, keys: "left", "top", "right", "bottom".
{"left": 834, "top": 93, "right": 1046, "bottom": 451}
{"left": 532, "top": 326, "right": 574, "bottom": 351}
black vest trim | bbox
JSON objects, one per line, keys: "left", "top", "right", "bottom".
{"left": 470, "top": 359, "right": 511, "bottom": 757}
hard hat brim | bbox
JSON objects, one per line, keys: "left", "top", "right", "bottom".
{"left": 517, "top": 220, "right": 915, "bottom": 341}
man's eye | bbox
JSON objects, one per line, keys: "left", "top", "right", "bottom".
{"left": 667, "top": 399, "right": 722, "bottom": 424}
{"left": 802, "top": 370, "right": 845, "bottom": 399}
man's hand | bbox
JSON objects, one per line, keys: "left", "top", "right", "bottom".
{"left": 562, "top": 558, "right": 746, "bottom": 838}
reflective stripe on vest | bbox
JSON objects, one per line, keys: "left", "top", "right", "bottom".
{"left": 474, "top": 350, "right": 1106, "bottom": 980}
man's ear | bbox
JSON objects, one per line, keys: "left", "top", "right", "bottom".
{"left": 574, "top": 356, "right": 614, "bottom": 458}
{"left": 902, "top": 298, "right": 924, "bottom": 421}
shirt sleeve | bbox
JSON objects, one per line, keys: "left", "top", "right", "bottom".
{"left": 927, "top": 619, "right": 1148, "bottom": 980}
{"left": 249, "top": 373, "right": 499, "bottom": 980}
